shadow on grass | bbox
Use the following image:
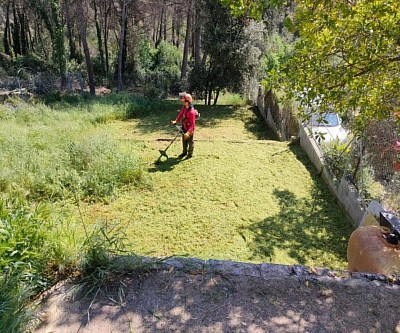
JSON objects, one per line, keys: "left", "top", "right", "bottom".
{"left": 242, "top": 139, "right": 354, "bottom": 268}
{"left": 148, "top": 157, "right": 183, "bottom": 173}
{"left": 241, "top": 184, "right": 354, "bottom": 267}
{"left": 244, "top": 106, "right": 278, "bottom": 140}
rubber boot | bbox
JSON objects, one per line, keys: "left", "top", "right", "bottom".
{"left": 178, "top": 136, "right": 188, "bottom": 158}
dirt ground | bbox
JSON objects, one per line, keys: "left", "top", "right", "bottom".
{"left": 32, "top": 258, "right": 400, "bottom": 333}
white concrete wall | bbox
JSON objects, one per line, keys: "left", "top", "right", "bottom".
{"left": 299, "top": 122, "right": 364, "bottom": 227}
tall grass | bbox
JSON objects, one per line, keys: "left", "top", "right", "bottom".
{"left": 0, "top": 197, "right": 56, "bottom": 332}
{"left": 0, "top": 195, "right": 142, "bottom": 333}
{"left": 0, "top": 97, "right": 150, "bottom": 202}
{"left": 0, "top": 96, "right": 154, "bottom": 332}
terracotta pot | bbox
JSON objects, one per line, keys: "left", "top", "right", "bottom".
{"left": 347, "top": 225, "right": 400, "bottom": 274}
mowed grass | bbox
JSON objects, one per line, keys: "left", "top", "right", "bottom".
{"left": 71, "top": 98, "right": 354, "bottom": 270}
{"left": 0, "top": 95, "right": 354, "bottom": 270}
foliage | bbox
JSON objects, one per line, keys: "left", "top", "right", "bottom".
{"left": 382, "top": 172, "right": 400, "bottom": 216}
{"left": 146, "top": 41, "right": 181, "bottom": 98}
{"left": 26, "top": 0, "right": 67, "bottom": 85}
{"left": 363, "top": 119, "right": 399, "bottom": 181}
{"left": 0, "top": 195, "right": 142, "bottom": 333}
{"left": 0, "top": 274, "right": 35, "bottom": 333}
{"left": 222, "top": 0, "right": 400, "bottom": 132}
{"left": 260, "top": 32, "right": 292, "bottom": 90}
{"left": 284, "top": 0, "right": 400, "bottom": 133}
{"left": 133, "top": 35, "right": 156, "bottom": 85}
{"left": 73, "top": 220, "right": 144, "bottom": 298}
{"left": 190, "top": 0, "right": 261, "bottom": 105}
{"left": 220, "top": 0, "right": 286, "bottom": 20}
{"left": 0, "top": 198, "right": 53, "bottom": 282}
{"left": 322, "top": 140, "right": 351, "bottom": 181}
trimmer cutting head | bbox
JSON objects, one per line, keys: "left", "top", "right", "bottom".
{"left": 155, "top": 125, "right": 183, "bottom": 164}
{"left": 159, "top": 149, "right": 168, "bottom": 159}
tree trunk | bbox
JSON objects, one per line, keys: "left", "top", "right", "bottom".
{"left": 172, "top": 4, "right": 181, "bottom": 48}
{"left": 76, "top": 1, "right": 95, "bottom": 96}
{"left": 12, "top": 3, "right": 21, "bottom": 56}
{"left": 64, "top": 0, "right": 77, "bottom": 61}
{"left": 155, "top": 5, "right": 164, "bottom": 47}
{"left": 116, "top": 0, "right": 128, "bottom": 92}
{"left": 103, "top": 0, "right": 111, "bottom": 73}
{"left": 172, "top": 13, "right": 176, "bottom": 46}
{"left": 93, "top": 0, "right": 105, "bottom": 75}
{"left": 3, "top": 0, "right": 11, "bottom": 56}
{"left": 50, "top": 0, "right": 67, "bottom": 88}
{"left": 27, "top": 18, "right": 34, "bottom": 52}
{"left": 180, "top": 4, "right": 192, "bottom": 80}
{"left": 163, "top": 1, "right": 167, "bottom": 41}
{"left": 193, "top": 2, "right": 201, "bottom": 66}
{"left": 18, "top": 11, "right": 28, "bottom": 55}
{"left": 214, "top": 89, "right": 220, "bottom": 105}
{"left": 35, "top": 17, "right": 47, "bottom": 60}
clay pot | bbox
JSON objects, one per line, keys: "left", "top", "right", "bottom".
{"left": 347, "top": 225, "right": 400, "bottom": 274}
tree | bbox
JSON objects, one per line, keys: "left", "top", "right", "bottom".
{"left": 286, "top": 1, "right": 400, "bottom": 132}
{"left": 50, "top": 0, "right": 67, "bottom": 87}
{"left": 28, "top": 0, "right": 67, "bottom": 87}
{"left": 76, "top": 0, "right": 95, "bottom": 95}
{"left": 221, "top": 0, "right": 400, "bottom": 132}
{"left": 191, "top": 0, "right": 259, "bottom": 105}
{"left": 180, "top": 0, "right": 192, "bottom": 80}
{"left": 2, "top": 0, "right": 12, "bottom": 56}
{"left": 116, "top": 0, "right": 132, "bottom": 92}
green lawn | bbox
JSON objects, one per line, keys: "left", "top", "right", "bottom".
{"left": 0, "top": 95, "right": 354, "bottom": 270}
{"left": 71, "top": 98, "right": 354, "bottom": 270}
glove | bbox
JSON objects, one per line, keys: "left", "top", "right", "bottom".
{"left": 171, "top": 120, "right": 177, "bottom": 125}
{"left": 183, "top": 132, "right": 191, "bottom": 140}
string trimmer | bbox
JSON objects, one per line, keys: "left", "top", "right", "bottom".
{"left": 156, "top": 126, "right": 183, "bottom": 163}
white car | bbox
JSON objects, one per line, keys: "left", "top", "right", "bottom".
{"left": 305, "top": 112, "right": 348, "bottom": 144}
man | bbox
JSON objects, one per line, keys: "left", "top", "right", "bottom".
{"left": 171, "top": 93, "right": 196, "bottom": 159}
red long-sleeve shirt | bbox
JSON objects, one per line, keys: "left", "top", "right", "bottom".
{"left": 175, "top": 106, "right": 196, "bottom": 135}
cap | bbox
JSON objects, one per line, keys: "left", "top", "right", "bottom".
{"left": 183, "top": 93, "right": 192, "bottom": 103}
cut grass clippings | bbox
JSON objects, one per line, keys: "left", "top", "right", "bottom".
{"left": 72, "top": 98, "right": 354, "bottom": 270}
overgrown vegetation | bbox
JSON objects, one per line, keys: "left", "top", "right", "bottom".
{"left": 0, "top": 97, "right": 149, "bottom": 203}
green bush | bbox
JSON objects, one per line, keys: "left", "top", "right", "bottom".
{"left": 145, "top": 41, "right": 182, "bottom": 97}
{"left": 322, "top": 140, "right": 351, "bottom": 181}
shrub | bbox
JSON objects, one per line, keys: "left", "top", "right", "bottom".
{"left": 323, "top": 140, "right": 351, "bottom": 181}
{"left": 145, "top": 41, "right": 181, "bottom": 97}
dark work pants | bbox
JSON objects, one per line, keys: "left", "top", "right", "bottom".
{"left": 182, "top": 133, "right": 194, "bottom": 156}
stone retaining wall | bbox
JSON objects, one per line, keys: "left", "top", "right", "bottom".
{"left": 141, "top": 256, "right": 400, "bottom": 288}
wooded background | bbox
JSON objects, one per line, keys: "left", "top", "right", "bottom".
{"left": 0, "top": 0, "right": 294, "bottom": 104}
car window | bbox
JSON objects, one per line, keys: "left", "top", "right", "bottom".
{"left": 310, "top": 113, "right": 339, "bottom": 127}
